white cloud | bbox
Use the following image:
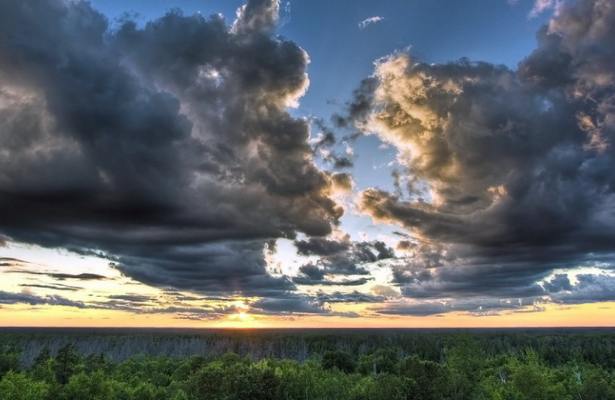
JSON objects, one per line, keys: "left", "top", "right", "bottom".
{"left": 529, "top": 0, "right": 556, "bottom": 18}
{"left": 358, "top": 16, "right": 384, "bottom": 30}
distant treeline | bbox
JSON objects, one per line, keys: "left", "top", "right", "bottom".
{"left": 2, "top": 328, "right": 615, "bottom": 369}
{"left": 1, "top": 329, "right": 615, "bottom": 399}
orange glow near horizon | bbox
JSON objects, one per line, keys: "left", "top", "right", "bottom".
{"left": 1, "top": 302, "right": 613, "bottom": 329}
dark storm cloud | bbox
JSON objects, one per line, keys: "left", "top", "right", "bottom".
{"left": 297, "top": 264, "right": 325, "bottom": 280}
{"left": 293, "top": 262, "right": 376, "bottom": 287}
{"left": 0, "top": 0, "right": 344, "bottom": 306}
{"left": 111, "top": 240, "right": 295, "bottom": 296}
{"left": 344, "top": 0, "right": 615, "bottom": 312}
{"left": 294, "top": 237, "right": 394, "bottom": 262}
{"left": 295, "top": 237, "right": 350, "bottom": 256}
{"left": 292, "top": 236, "right": 395, "bottom": 285}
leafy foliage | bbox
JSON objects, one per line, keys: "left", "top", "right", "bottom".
{"left": 1, "top": 332, "right": 614, "bottom": 399}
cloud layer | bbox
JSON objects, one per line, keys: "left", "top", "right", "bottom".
{"left": 1, "top": 0, "right": 615, "bottom": 320}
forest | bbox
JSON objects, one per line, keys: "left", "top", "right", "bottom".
{"left": 0, "top": 329, "right": 614, "bottom": 400}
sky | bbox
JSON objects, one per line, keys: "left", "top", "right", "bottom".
{"left": 1, "top": 0, "right": 615, "bottom": 328}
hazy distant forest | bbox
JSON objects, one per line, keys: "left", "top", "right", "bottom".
{"left": 0, "top": 329, "right": 614, "bottom": 400}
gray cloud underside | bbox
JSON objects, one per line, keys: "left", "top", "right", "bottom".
{"left": 0, "top": 291, "right": 86, "bottom": 309}
{"left": 292, "top": 237, "right": 395, "bottom": 284}
{"left": 372, "top": 273, "right": 615, "bottom": 317}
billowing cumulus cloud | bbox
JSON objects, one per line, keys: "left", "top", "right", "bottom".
{"left": 345, "top": 0, "right": 615, "bottom": 314}
{"left": 0, "top": 0, "right": 344, "bottom": 304}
